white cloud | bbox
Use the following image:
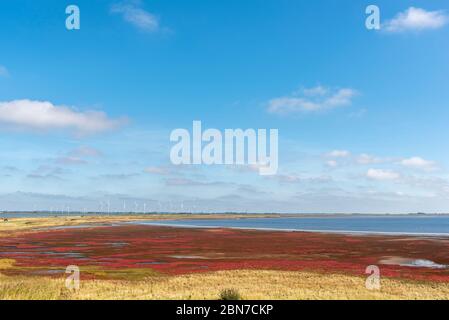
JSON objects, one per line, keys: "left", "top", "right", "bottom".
{"left": 400, "top": 157, "right": 438, "bottom": 171}
{"left": 327, "top": 150, "right": 351, "bottom": 158}
{"left": 0, "top": 100, "right": 126, "bottom": 135}
{"left": 384, "top": 7, "right": 448, "bottom": 32}
{"left": 356, "top": 154, "right": 384, "bottom": 165}
{"left": 303, "top": 86, "right": 328, "bottom": 97}
{"left": 326, "top": 160, "right": 338, "bottom": 168}
{"left": 268, "top": 86, "right": 357, "bottom": 115}
{"left": 324, "top": 89, "right": 357, "bottom": 108}
{"left": 111, "top": 1, "right": 159, "bottom": 32}
{"left": 0, "top": 65, "right": 9, "bottom": 77}
{"left": 366, "top": 168, "right": 400, "bottom": 181}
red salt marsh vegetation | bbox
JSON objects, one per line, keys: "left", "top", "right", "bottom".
{"left": 1, "top": 224, "right": 449, "bottom": 282}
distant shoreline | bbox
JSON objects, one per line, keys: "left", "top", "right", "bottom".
{"left": 2, "top": 212, "right": 449, "bottom": 217}
{"left": 129, "top": 221, "right": 449, "bottom": 238}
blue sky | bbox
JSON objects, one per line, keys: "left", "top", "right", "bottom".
{"left": 0, "top": 0, "right": 449, "bottom": 213}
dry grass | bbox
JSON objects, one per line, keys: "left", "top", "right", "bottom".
{"left": 2, "top": 215, "right": 449, "bottom": 300}
{"left": 1, "top": 269, "right": 449, "bottom": 300}
{"left": 0, "top": 259, "right": 15, "bottom": 269}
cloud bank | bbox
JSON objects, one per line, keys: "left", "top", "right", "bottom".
{"left": 0, "top": 100, "right": 126, "bottom": 135}
{"left": 111, "top": 1, "right": 159, "bottom": 32}
{"left": 268, "top": 86, "right": 357, "bottom": 115}
{"left": 400, "top": 157, "right": 438, "bottom": 171}
{"left": 384, "top": 7, "right": 448, "bottom": 32}
{"left": 366, "top": 168, "right": 400, "bottom": 181}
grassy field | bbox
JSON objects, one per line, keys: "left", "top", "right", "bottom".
{"left": 1, "top": 269, "right": 449, "bottom": 300}
{"left": 2, "top": 215, "right": 449, "bottom": 300}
